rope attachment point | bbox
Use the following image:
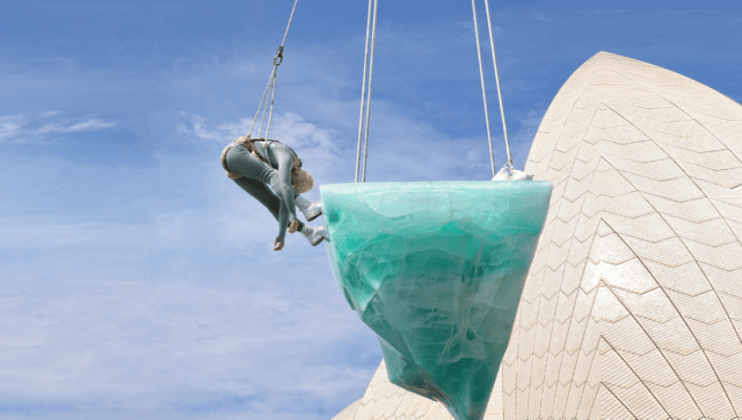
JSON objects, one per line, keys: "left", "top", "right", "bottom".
{"left": 274, "top": 46, "right": 284, "bottom": 66}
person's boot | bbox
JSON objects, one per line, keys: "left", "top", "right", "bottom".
{"left": 295, "top": 195, "right": 323, "bottom": 221}
{"left": 301, "top": 224, "right": 327, "bottom": 246}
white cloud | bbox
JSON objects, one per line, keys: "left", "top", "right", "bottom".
{"left": 0, "top": 218, "right": 154, "bottom": 249}
{"left": 65, "top": 118, "right": 117, "bottom": 132}
{"left": 0, "top": 112, "right": 117, "bottom": 143}
{"left": 0, "top": 114, "right": 24, "bottom": 140}
{"left": 38, "top": 110, "right": 63, "bottom": 118}
{"left": 177, "top": 112, "right": 252, "bottom": 145}
{"left": 0, "top": 261, "right": 378, "bottom": 420}
{"left": 177, "top": 111, "right": 339, "bottom": 150}
{"left": 176, "top": 111, "right": 345, "bottom": 185}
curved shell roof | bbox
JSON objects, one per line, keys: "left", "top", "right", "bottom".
{"left": 334, "top": 51, "right": 742, "bottom": 420}
{"left": 505, "top": 51, "right": 742, "bottom": 420}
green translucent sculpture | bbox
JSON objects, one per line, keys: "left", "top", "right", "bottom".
{"left": 321, "top": 181, "right": 552, "bottom": 420}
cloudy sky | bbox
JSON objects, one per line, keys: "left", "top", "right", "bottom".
{"left": 1, "top": 1, "right": 741, "bottom": 419}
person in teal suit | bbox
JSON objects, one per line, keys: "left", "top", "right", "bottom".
{"left": 221, "top": 135, "right": 325, "bottom": 251}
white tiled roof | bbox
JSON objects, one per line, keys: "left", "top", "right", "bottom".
{"left": 506, "top": 51, "right": 742, "bottom": 420}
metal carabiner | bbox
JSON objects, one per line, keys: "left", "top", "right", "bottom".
{"left": 273, "top": 46, "right": 284, "bottom": 66}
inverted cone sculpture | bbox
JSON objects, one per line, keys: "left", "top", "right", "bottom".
{"left": 321, "top": 181, "right": 552, "bottom": 420}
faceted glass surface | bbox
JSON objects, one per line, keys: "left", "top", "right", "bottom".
{"left": 321, "top": 181, "right": 552, "bottom": 420}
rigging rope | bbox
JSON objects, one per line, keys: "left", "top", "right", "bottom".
{"left": 355, "top": 0, "right": 379, "bottom": 183}
{"left": 265, "top": 76, "right": 278, "bottom": 139}
{"left": 362, "top": 0, "right": 379, "bottom": 183}
{"left": 471, "top": 0, "right": 497, "bottom": 177}
{"left": 352, "top": 0, "right": 512, "bottom": 180}
{"left": 248, "top": 0, "right": 299, "bottom": 139}
{"left": 355, "top": 0, "right": 374, "bottom": 183}
{"left": 251, "top": 69, "right": 275, "bottom": 137}
{"left": 483, "top": 0, "right": 513, "bottom": 169}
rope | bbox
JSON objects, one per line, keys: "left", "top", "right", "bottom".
{"left": 255, "top": 71, "right": 276, "bottom": 138}
{"left": 250, "top": 69, "right": 274, "bottom": 136}
{"left": 281, "top": 0, "right": 299, "bottom": 47}
{"left": 351, "top": 0, "right": 510, "bottom": 179}
{"left": 362, "top": 0, "right": 379, "bottom": 183}
{"left": 355, "top": 0, "right": 374, "bottom": 183}
{"left": 265, "top": 75, "right": 278, "bottom": 139}
{"left": 483, "top": 0, "right": 513, "bottom": 168}
{"left": 471, "top": 0, "right": 497, "bottom": 177}
{"left": 356, "top": 0, "right": 379, "bottom": 183}
{"left": 248, "top": 0, "right": 299, "bottom": 139}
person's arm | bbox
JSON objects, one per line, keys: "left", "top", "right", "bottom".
{"left": 274, "top": 202, "right": 289, "bottom": 249}
{"left": 268, "top": 145, "right": 299, "bottom": 248}
{"left": 273, "top": 152, "right": 298, "bottom": 222}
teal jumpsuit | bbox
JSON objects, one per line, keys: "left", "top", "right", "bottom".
{"left": 224, "top": 140, "right": 303, "bottom": 243}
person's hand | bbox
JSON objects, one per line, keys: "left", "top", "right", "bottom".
{"left": 288, "top": 219, "right": 299, "bottom": 234}
{"left": 273, "top": 238, "right": 285, "bottom": 251}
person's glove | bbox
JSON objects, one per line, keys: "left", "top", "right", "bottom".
{"left": 273, "top": 238, "right": 285, "bottom": 251}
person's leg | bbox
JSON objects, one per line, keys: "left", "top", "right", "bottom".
{"left": 227, "top": 143, "right": 323, "bottom": 244}
{"left": 225, "top": 144, "right": 274, "bottom": 184}
{"left": 234, "top": 176, "right": 323, "bottom": 246}
{"left": 294, "top": 194, "right": 311, "bottom": 209}
{"left": 229, "top": 154, "right": 306, "bottom": 232}
{"left": 228, "top": 143, "right": 301, "bottom": 239}
{"left": 294, "top": 194, "right": 323, "bottom": 221}
{"left": 265, "top": 144, "right": 299, "bottom": 224}
{"left": 300, "top": 223, "right": 327, "bottom": 246}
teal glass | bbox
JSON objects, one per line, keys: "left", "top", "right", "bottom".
{"left": 321, "top": 181, "right": 552, "bottom": 420}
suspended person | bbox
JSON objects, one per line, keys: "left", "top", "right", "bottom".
{"left": 221, "top": 135, "right": 326, "bottom": 251}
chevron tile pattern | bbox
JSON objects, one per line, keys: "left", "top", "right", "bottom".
{"left": 333, "top": 51, "right": 742, "bottom": 420}
{"left": 503, "top": 51, "right": 742, "bottom": 420}
{"left": 332, "top": 360, "right": 504, "bottom": 420}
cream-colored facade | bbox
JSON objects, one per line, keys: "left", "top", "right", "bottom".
{"left": 333, "top": 52, "right": 742, "bottom": 420}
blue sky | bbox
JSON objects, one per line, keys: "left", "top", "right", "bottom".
{"left": 1, "top": 1, "right": 741, "bottom": 419}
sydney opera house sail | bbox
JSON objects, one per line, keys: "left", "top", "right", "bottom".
{"left": 333, "top": 52, "right": 742, "bottom": 420}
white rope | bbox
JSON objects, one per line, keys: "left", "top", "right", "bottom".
{"left": 250, "top": 69, "right": 274, "bottom": 136}
{"left": 265, "top": 76, "right": 278, "bottom": 139}
{"left": 483, "top": 0, "right": 512, "bottom": 168}
{"left": 256, "top": 72, "right": 276, "bottom": 138}
{"left": 352, "top": 0, "right": 508, "bottom": 180}
{"left": 361, "top": 0, "right": 379, "bottom": 183}
{"left": 281, "top": 0, "right": 299, "bottom": 47}
{"left": 471, "top": 0, "right": 497, "bottom": 177}
{"left": 355, "top": 0, "right": 374, "bottom": 183}
{"left": 248, "top": 0, "right": 299, "bottom": 139}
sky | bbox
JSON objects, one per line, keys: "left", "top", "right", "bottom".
{"left": 1, "top": 1, "right": 741, "bottom": 419}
